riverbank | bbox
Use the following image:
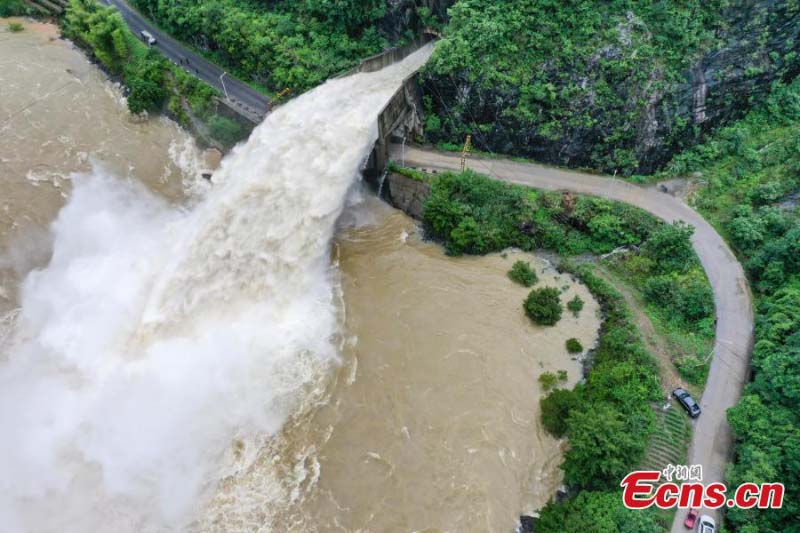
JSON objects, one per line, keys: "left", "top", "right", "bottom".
{"left": 56, "top": 0, "right": 252, "bottom": 149}
{"left": 378, "top": 166, "right": 720, "bottom": 530}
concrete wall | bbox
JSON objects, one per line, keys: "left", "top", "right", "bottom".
{"left": 336, "top": 35, "right": 434, "bottom": 78}
{"left": 364, "top": 73, "right": 424, "bottom": 184}
{"left": 383, "top": 172, "right": 430, "bottom": 219}
{"left": 358, "top": 37, "right": 431, "bottom": 186}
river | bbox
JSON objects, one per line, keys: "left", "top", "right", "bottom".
{"left": 0, "top": 20, "right": 600, "bottom": 533}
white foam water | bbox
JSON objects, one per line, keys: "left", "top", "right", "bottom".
{"left": 0, "top": 46, "right": 432, "bottom": 533}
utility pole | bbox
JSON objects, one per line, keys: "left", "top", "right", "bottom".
{"left": 219, "top": 72, "right": 229, "bottom": 100}
{"left": 460, "top": 134, "right": 472, "bottom": 172}
{"left": 606, "top": 169, "right": 618, "bottom": 199}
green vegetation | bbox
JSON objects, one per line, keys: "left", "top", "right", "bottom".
{"left": 536, "top": 264, "right": 664, "bottom": 530}
{"left": 8, "top": 21, "right": 24, "bottom": 32}
{"left": 639, "top": 406, "right": 692, "bottom": 477}
{"left": 208, "top": 116, "right": 243, "bottom": 148}
{"left": 524, "top": 287, "right": 562, "bottom": 326}
{"left": 127, "top": 0, "right": 398, "bottom": 93}
{"left": 421, "top": 1, "right": 727, "bottom": 173}
{"left": 566, "top": 294, "right": 584, "bottom": 316}
{"left": 62, "top": 0, "right": 247, "bottom": 147}
{"left": 386, "top": 161, "right": 429, "bottom": 183}
{"left": 658, "top": 78, "right": 800, "bottom": 531}
{"left": 508, "top": 260, "right": 537, "bottom": 287}
{"left": 422, "top": 170, "right": 659, "bottom": 256}
{"left": 0, "top": 0, "right": 32, "bottom": 16}
{"left": 537, "top": 489, "right": 662, "bottom": 531}
{"left": 566, "top": 338, "right": 583, "bottom": 354}
{"left": 539, "top": 370, "right": 569, "bottom": 392}
{"left": 603, "top": 222, "right": 715, "bottom": 386}
{"left": 551, "top": 265, "right": 660, "bottom": 485}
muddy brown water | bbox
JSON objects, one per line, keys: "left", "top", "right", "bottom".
{"left": 1, "top": 22, "right": 601, "bottom": 532}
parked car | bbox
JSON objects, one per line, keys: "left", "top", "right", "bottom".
{"left": 698, "top": 514, "right": 716, "bottom": 533}
{"left": 140, "top": 30, "right": 157, "bottom": 45}
{"left": 673, "top": 387, "right": 701, "bottom": 418}
{"left": 684, "top": 508, "right": 698, "bottom": 529}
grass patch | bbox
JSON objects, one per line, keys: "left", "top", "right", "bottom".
{"left": 602, "top": 257, "right": 714, "bottom": 387}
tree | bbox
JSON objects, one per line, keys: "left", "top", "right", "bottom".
{"left": 563, "top": 404, "right": 649, "bottom": 489}
{"left": 125, "top": 55, "right": 167, "bottom": 115}
{"left": 642, "top": 221, "right": 695, "bottom": 273}
{"left": 541, "top": 388, "right": 579, "bottom": 437}
{"left": 64, "top": 0, "right": 130, "bottom": 73}
{"left": 524, "top": 287, "right": 563, "bottom": 325}
{"left": 537, "top": 490, "right": 662, "bottom": 532}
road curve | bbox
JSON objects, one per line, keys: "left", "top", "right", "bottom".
{"left": 99, "top": 0, "right": 269, "bottom": 122}
{"left": 391, "top": 144, "right": 753, "bottom": 532}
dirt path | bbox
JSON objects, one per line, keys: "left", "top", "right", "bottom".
{"left": 393, "top": 144, "right": 754, "bottom": 532}
{"left": 592, "top": 267, "right": 687, "bottom": 393}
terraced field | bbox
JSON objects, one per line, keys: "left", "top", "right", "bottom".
{"left": 641, "top": 405, "right": 692, "bottom": 474}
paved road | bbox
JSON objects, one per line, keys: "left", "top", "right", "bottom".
{"left": 391, "top": 144, "right": 754, "bottom": 532}
{"left": 100, "top": 0, "right": 269, "bottom": 122}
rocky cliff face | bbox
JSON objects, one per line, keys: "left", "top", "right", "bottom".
{"left": 421, "top": 0, "right": 800, "bottom": 175}
{"left": 380, "top": 0, "right": 452, "bottom": 41}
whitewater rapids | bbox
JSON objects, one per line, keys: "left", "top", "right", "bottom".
{"left": 0, "top": 45, "right": 433, "bottom": 533}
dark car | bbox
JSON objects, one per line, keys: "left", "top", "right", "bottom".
{"left": 673, "top": 388, "right": 701, "bottom": 418}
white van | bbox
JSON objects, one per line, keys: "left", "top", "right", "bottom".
{"left": 140, "top": 30, "right": 156, "bottom": 46}
{"left": 698, "top": 515, "right": 716, "bottom": 533}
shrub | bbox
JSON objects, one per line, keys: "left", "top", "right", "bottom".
{"left": 567, "top": 294, "right": 584, "bottom": 316}
{"left": 539, "top": 371, "right": 558, "bottom": 391}
{"left": 8, "top": 22, "right": 24, "bottom": 33}
{"left": 540, "top": 388, "right": 578, "bottom": 437}
{"left": 566, "top": 338, "right": 583, "bottom": 353}
{"left": 524, "top": 287, "right": 563, "bottom": 325}
{"left": 644, "top": 273, "right": 714, "bottom": 323}
{"left": 508, "top": 260, "right": 538, "bottom": 287}
{"left": 208, "top": 115, "right": 244, "bottom": 147}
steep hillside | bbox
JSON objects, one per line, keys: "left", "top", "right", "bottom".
{"left": 421, "top": 0, "right": 800, "bottom": 174}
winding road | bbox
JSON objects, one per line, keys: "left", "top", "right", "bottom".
{"left": 390, "top": 144, "right": 754, "bottom": 532}
{"left": 99, "top": 0, "right": 269, "bottom": 122}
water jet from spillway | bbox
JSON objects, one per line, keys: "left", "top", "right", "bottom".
{"left": 0, "top": 45, "right": 433, "bottom": 533}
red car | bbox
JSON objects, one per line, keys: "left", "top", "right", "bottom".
{"left": 684, "top": 508, "right": 699, "bottom": 529}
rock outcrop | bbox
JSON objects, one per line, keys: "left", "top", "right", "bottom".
{"left": 380, "top": 0, "right": 453, "bottom": 41}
